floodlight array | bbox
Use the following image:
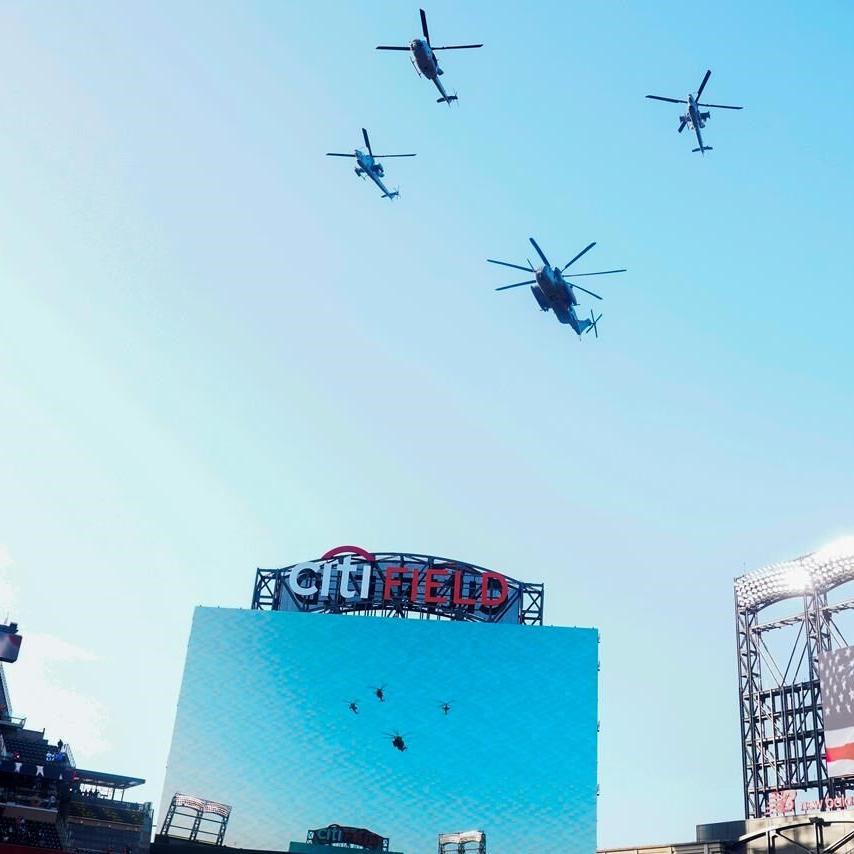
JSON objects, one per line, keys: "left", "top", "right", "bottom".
{"left": 735, "top": 537, "right": 854, "bottom": 610}
{"left": 172, "top": 793, "right": 231, "bottom": 818}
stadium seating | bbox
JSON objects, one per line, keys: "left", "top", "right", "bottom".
{"left": 0, "top": 817, "right": 61, "bottom": 850}
{"left": 68, "top": 802, "right": 144, "bottom": 827}
{"left": 1, "top": 732, "right": 61, "bottom": 766}
{"left": 64, "top": 819, "right": 141, "bottom": 854}
{"left": 0, "top": 781, "right": 59, "bottom": 810}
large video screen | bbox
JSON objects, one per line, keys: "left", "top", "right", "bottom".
{"left": 161, "top": 608, "right": 598, "bottom": 854}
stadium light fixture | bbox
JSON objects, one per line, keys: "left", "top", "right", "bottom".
{"left": 735, "top": 537, "right": 854, "bottom": 610}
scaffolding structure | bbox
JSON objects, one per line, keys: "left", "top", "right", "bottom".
{"left": 736, "top": 539, "right": 854, "bottom": 819}
{"left": 159, "top": 793, "right": 231, "bottom": 846}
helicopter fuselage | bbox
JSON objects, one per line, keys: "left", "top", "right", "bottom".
{"left": 683, "top": 95, "right": 712, "bottom": 152}
{"left": 408, "top": 38, "right": 456, "bottom": 103}
{"left": 535, "top": 266, "right": 575, "bottom": 307}
{"left": 410, "top": 39, "right": 439, "bottom": 78}
{"left": 353, "top": 149, "right": 394, "bottom": 198}
{"left": 531, "top": 266, "right": 592, "bottom": 335}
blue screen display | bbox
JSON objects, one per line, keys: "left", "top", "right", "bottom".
{"left": 161, "top": 608, "right": 598, "bottom": 854}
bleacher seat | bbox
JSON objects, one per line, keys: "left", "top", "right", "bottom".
{"left": 0, "top": 816, "right": 61, "bottom": 850}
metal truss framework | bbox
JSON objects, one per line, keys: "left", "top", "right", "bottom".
{"left": 252, "top": 552, "right": 544, "bottom": 625}
{"left": 736, "top": 541, "right": 854, "bottom": 819}
{"left": 160, "top": 793, "right": 231, "bottom": 846}
{"left": 733, "top": 814, "right": 854, "bottom": 854}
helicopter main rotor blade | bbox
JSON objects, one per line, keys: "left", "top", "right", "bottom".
{"left": 326, "top": 153, "right": 357, "bottom": 157}
{"left": 570, "top": 284, "right": 603, "bottom": 300}
{"left": 646, "top": 95, "right": 687, "bottom": 104}
{"left": 487, "top": 259, "right": 533, "bottom": 272}
{"left": 420, "top": 8, "right": 430, "bottom": 44}
{"left": 495, "top": 280, "right": 536, "bottom": 291}
{"left": 696, "top": 69, "right": 712, "bottom": 100}
{"left": 565, "top": 268, "right": 626, "bottom": 277}
{"left": 376, "top": 45, "right": 411, "bottom": 50}
{"left": 372, "top": 154, "right": 417, "bottom": 158}
{"left": 562, "top": 242, "right": 596, "bottom": 271}
{"left": 362, "top": 128, "right": 373, "bottom": 157}
{"left": 697, "top": 102, "right": 743, "bottom": 110}
{"left": 529, "top": 237, "right": 551, "bottom": 267}
{"left": 432, "top": 44, "right": 484, "bottom": 50}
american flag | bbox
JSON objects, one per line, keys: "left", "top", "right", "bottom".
{"left": 820, "top": 646, "right": 854, "bottom": 777}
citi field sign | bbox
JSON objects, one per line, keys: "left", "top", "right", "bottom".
{"left": 290, "top": 545, "right": 508, "bottom": 608}
{"left": 252, "top": 546, "right": 545, "bottom": 624}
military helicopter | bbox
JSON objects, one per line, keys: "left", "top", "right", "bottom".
{"left": 371, "top": 685, "right": 387, "bottom": 703}
{"left": 438, "top": 701, "right": 453, "bottom": 716}
{"left": 488, "top": 238, "right": 626, "bottom": 337}
{"left": 646, "top": 70, "right": 742, "bottom": 155}
{"left": 346, "top": 701, "right": 359, "bottom": 715}
{"left": 326, "top": 129, "right": 416, "bottom": 200}
{"left": 385, "top": 731, "right": 408, "bottom": 752}
{"left": 376, "top": 9, "right": 482, "bottom": 105}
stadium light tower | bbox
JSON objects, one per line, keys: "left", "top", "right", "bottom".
{"left": 160, "top": 793, "right": 231, "bottom": 845}
{"left": 736, "top": 537, "right": 854, "bottom": 818}
{"left": 438, "top": 829, "right": 486, "bottom": 854}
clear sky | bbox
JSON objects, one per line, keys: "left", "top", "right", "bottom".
{"left": 161, "top": 609, "right": 597, "bottom": 853}
{"left": 0, "top": 0, "right": 852, "bottom": 849}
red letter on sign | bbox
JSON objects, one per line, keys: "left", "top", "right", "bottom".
{"left": 481, "top": 572, "right": 509, "bottom": 607}
{"left": 424, "top": 568, "right": 449, "bottom": 605}
{"left": 384, "top": 569, "right": 403, "bottom": 600}
{"left": 452, "top": 571, "right": 478, "bottom": 606}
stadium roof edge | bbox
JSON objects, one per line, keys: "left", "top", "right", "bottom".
{"left": 73, "top": 768, "right": 145, "bottom": 789}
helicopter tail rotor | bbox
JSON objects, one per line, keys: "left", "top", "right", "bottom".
{"left": 585, "top": 311, "right": 602, "bottom": 338}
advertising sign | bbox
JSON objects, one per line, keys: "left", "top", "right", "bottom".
{"left": 253, "top": 546, "right": 544, "bottom": 625}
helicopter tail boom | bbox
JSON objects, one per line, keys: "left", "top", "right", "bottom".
{"left": 432, "top": 76, "right": 457, "bottom": 105}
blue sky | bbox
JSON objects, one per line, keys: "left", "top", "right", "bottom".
{"left": 0, "top": 0, "right": 853, "bottom": 849}
{"left": 161, "top": 609, "right": 597, "bottom": 853}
